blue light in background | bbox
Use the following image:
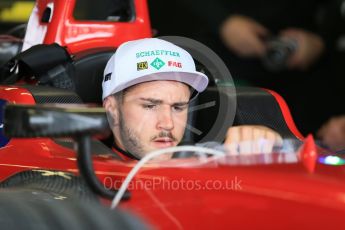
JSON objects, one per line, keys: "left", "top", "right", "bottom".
{"left": 319, "top": 156, "right": 345, "bottom": 165}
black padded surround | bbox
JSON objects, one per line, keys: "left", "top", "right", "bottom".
{"left": 234, "top": 87, "right": 296, "bottom": 138}
{"left": 17, "top": 47, "right": 301, "bottom": 147}
{"left": 233, "top": 87, "right": 299, "bottom": 139}
{"left": 74, "top": 51, "right": 115, "bottom": 103}
{"left": 23, "top": 85, "right": 82, "bottom": 104}
{"left": 188, "top": 86, "right": 300, "bottom": 143}
{"left": 68, "top": 49, "right": 301, "bottom": 142}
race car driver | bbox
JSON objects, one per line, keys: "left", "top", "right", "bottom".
{"left": 102, "top": 38, "right": 282, "bottom": 161}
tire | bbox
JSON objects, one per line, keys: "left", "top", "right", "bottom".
{"left": 0, "top": 189, "right": 147, "bottom": 230}
{"left": 0, "top": 170, "right": 148, "bottom": 229}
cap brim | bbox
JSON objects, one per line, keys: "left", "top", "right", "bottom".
{"left": 111, "top": 71, "right": 209, "bottom": 95}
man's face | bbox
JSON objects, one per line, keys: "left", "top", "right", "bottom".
{"left": 104, "top": 80, "right": 191, "bottom": 159}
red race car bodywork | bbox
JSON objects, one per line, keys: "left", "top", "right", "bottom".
{"left": 31, "top": 0, "right": 151, "bottom": 54}
{"left": 1, "top": 84, "right": 344, "bottom": 229}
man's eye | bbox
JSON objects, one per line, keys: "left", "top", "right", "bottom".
{"left": 143, "top": 104, "right": 156, "bottom": 110}
{"left": 173, "top": 106, "right": 186, "bottom": 112}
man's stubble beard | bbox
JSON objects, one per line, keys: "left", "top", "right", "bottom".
{"left": 118, "top": 109, "right": 146, "bottom": 159}
{"left": 117, "top": 109, "right": 180, "bottom": 159}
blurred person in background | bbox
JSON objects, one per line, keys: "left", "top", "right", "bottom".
{"left": 149, "top": 0, "right": 345, "bottom": 143}
{"left": 318, "top": 115, "right": 345, "bottom": 151}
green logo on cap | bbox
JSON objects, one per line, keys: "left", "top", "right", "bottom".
{"left": 150, "top": 58, "right": 165, "bottom": 70}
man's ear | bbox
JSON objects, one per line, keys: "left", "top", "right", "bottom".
{"left": 103, "top": 96, "right": 119, "bottom": 127}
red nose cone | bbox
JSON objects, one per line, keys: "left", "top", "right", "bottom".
{"left": 298, "top": 134, "right": 318, "bottom": 173}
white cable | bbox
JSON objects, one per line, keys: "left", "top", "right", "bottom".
{"left": 110, "top": 145, "right": 225, "bottom": 209}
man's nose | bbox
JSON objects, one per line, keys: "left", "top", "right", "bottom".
{"left": 157, "top": 108, "right": 174, "bottom": 130}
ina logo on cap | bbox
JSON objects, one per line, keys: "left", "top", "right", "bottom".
{"left": 150, "top": 58, "right": 165, "bottom": 70}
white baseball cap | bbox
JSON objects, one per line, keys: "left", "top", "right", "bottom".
{"left": 102, "top": 38, "right": 209, "bottom": 100}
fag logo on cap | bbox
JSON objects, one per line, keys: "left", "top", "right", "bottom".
{"left": 168, "top": 61, "right": 182, "bottom": 68}
{"left": 150, "top": 58, "right": 165, "bottom": 70}
{"left": 137, "top": 61, "right": 148, "bottom": 71}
